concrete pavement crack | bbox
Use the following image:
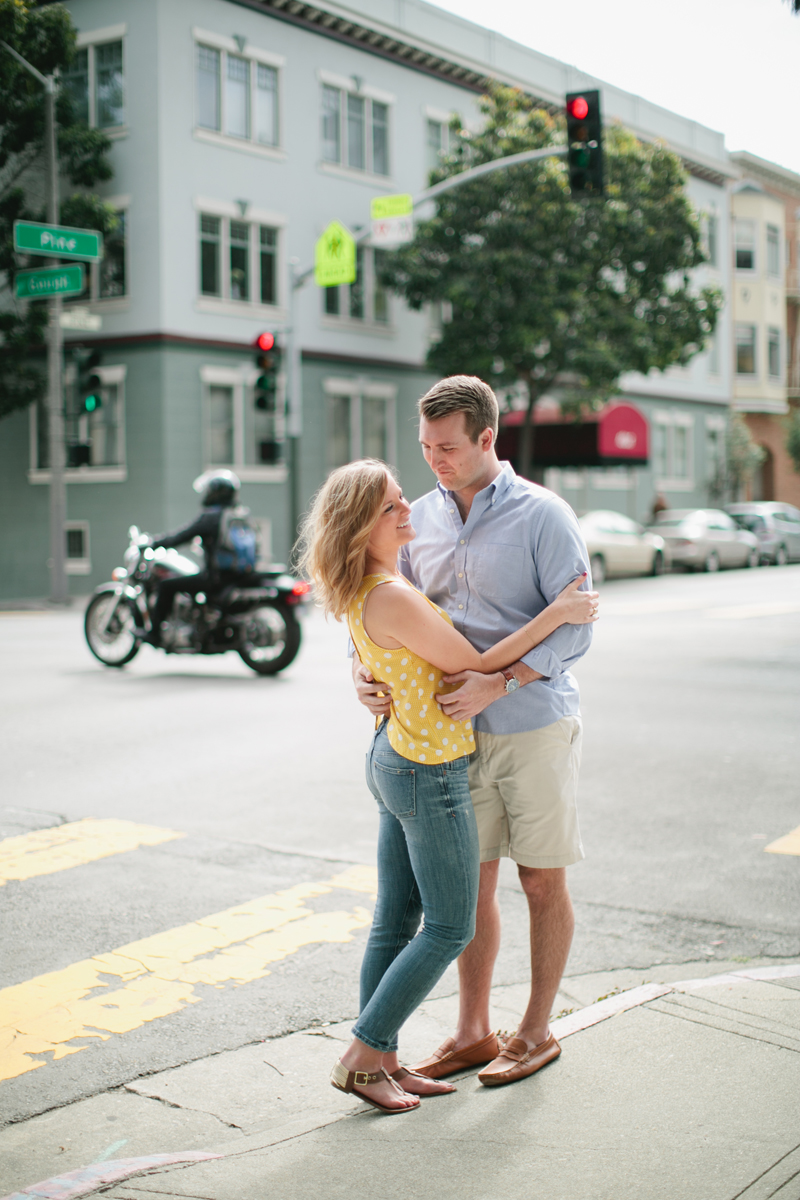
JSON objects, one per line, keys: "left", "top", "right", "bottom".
{"left": 643, "top": 1002, "right": 800, "bottom": 1052}
{"left": 123, "top": 1088, "right": 245, "bottom": 1133}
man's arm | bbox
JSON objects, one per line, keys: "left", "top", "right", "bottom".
{"left": 437, "top": 498, "right": 591, "bottom": 720}
{"left": 152, "top": 512, "right": 216, "bottom": 550}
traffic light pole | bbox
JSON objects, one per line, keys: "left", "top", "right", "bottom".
{"left": 282, "top": 143, "right": 569, "bottom": 553}
{"left": 2, "top": 43, "right": 67, "bottom": 603}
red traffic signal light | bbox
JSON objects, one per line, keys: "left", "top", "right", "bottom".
{"left": 567, "top": 96, "right": 589, "bottom": 121}
{"left": 255, "top": 331, "right": 275, "bottom": 352}
{"left": 565, "top": 89, "right": 604, "bottom": 197}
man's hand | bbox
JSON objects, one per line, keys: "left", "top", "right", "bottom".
{"left": 436, "top": 670, "right": 505, "bottom": 720}
{"left": 435, "top": 661, "right": 545, "bottom": 720}
{"left": 353, "top": 658, "right": 391, "bottom": 718}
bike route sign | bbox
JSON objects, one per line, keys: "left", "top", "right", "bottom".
{"left": 314, "top": 221, "right": 356, "bottom": 287}
{"left": 14, "top": 221, "right": 103, "bottom": 262}
{"left": 15, "top": 264, "right": 85, "bottom": 299}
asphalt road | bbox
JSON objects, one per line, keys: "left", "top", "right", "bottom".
{"left": 1, "top": 564, "right": 799, "bottom": 1126}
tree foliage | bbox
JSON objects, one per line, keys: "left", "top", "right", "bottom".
{"left": 718, "top": 412, "right": 766, "bottom": 500}
{"left": 786, "top": 406, "right": 800, "bottom": 475}
{"left": 381, "top": 86, "right": 723, "bottom": 475}
{"left": 0, "top": 0, "right": 115, "bottom": 421}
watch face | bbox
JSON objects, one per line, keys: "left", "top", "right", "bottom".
{"left": 505, "top": 676, "right": 520, "bottom": 693}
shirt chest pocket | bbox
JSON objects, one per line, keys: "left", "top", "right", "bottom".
{"left": 468, "top": 543, "right": 526, "bottom": 599}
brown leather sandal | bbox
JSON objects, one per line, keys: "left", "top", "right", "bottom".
{"left": 390, "top": 1066, "right": 456, "bottom": 1095}
{"left": 330, "top": 1060, "right": 420, "bottom": 1114}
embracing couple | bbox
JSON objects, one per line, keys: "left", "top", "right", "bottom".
{"left": 298, "top": 375, "right": 597, "bottom": 1114}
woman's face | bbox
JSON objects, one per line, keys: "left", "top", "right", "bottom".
{"left": 366, "top": 473, "right": 415, "bottom": 564}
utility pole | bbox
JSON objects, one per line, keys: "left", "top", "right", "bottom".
{"left": 2, "top": 43, "right": 67, "bottom": 603}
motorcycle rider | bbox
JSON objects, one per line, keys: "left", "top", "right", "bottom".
{"left": 141, "top": 468, "right": 253, "bottom": 646}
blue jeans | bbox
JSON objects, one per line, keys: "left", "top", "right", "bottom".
{"left": 353, "top": 722, "right": 480, "bottom": 1054}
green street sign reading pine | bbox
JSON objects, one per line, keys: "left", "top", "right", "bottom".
{"left": 14, "top": 221, "right": 103, "bottom": 262}
{"left": 16, "top": 264, "right": 85, "bottom": 299}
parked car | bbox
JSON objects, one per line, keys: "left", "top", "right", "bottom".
{"left": 724, "top": 502, "right": 800, "bottom": 566}
{"left": 649, "top": 509, "right": 760, "bottom": 572}
{"left": 578, "top": 510, "right": 668, "bottom": 585}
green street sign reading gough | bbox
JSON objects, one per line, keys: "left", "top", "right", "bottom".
{"left": 14, "top": 221, "right": 103, "bottom": 263}
{"left": 16, "top": 264, "right": 85, "bottom": 299}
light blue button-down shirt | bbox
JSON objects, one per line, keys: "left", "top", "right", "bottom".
{"left": 397, "top": 463, "right": 592, "bottom": 736}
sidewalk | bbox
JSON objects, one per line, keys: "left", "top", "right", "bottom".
{"left": 3, "top": 958, "right": 799, "bottom": 1200}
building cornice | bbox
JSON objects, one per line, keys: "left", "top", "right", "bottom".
{"left": 730, "top": 152, "right": 800, "bottom": 198}
{"left": 228, "top": 0, "right": 734, "bottom": 184}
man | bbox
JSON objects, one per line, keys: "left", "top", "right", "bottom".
{"left": 144, "top": 468, "right": 254, "bottom": 646}
{"left": 353, "top": 375, "right": 593, "bottom": 1087}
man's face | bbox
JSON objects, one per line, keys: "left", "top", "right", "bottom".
{"left": 419, "top": 412, "right": 493, "bottom": 493}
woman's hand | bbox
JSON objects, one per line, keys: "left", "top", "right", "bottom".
{"left": 553, "top": 574, "right": 599, "bottom": 625}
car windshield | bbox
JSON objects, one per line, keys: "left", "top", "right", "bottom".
{"left": 655, "top": 517, "right": 698, "bottom": 529}
{"left": 731, "top": 513, "right": 766, "bottom": 533}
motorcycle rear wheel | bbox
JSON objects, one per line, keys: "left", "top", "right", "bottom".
{"left": 85, "top": 591, "right": 141, "bottom": 667}
{"left": 238, "top": 604, "right": 301, "bottom": 675}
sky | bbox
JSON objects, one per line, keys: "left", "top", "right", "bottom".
{"left": 431, "top": 0, "right": 800, "bottom": 177}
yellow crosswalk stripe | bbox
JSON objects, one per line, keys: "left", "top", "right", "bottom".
{"left": 0, "top": 819, "right": 185, "bottom": 886}
{"left": 765, "top": 825, "right": 800, "bottom": 856}
{"left": 0, "top": 866, "right": 377, "bottom": 1083}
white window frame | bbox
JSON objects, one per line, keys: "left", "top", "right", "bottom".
{"left": 193, "top": 28, "right": 285, "bottom": 160}
{"left": 65, "top": 520, "right": 91, "bottom": 575}
{"left": 767, "top": 326, "right": 781, "bottom": 380}
{"left": 200, "top": 364, "right": 287, "bottom": 483}
{"left": 318, "top": 71, "right": 394, "bottom": 183}
{"left": 735, "top": 219, "right": 756, "bottom": 273}
{"left": 195, "top": 199, "right": 286, "bottom": 317}
{"left": 28, "top": 364, "right": 127, "bottom": 484}
{"left": 424, "top": 106, "right": 455, "bottom": 173}
{"left": 704, "top": 414, "right": 726, "bottom": 487}
{"left": 72, "top": 26, "right": 127, "bottom": 137}
{"left": 321, "top": 246, "right": 392, "bottom": 332}
{"left": 323, "top": 377, "right": 397, "bottom": 470}
{"left": 735, "top": 322, "right": 758, "bottom": 377}
{"left": 653, "top": 409, "right": 695, "bottom": 492}
{"left": 62, "top": 198, "right": 130, "bottom": 310}
{"left": 766, "top": 224, "right": 781, "bottom": 279}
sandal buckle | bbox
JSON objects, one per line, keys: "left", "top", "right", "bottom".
{"left": 353, "top": 1070, "right": 371, "bottom": 1086}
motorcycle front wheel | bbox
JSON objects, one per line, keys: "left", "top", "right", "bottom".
{"left": 238, "top": 604, "right": 301, "bottom": 675}
{"left": 85, "top": 591, "right": 141, "bottom": 667}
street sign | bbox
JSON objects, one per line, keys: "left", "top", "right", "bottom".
{"left": 370, "top": 194, "right": 414, "bottom": 247}
{"left": 60, "top": 307, "right": 102, "bottom": 331}
{"left": 15, "top": 264, "right": 85, "bottom": 299}
{"left": 14, "top": 220, "right": 103, "bottom": 262}
{"left": 315, "top": 221, "right": 356, "bottom": 287}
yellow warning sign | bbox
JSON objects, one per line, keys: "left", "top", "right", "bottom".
{"left": 314, "top": 220, "right": 356, "bottom": 287}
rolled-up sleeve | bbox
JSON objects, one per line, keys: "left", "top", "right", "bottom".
{"left": 520, "top": 498, "right": 592, "bottom": 680}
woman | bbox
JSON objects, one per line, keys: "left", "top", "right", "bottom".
{"left": 297, "top": 459, "right": 598, "bottom": 1115}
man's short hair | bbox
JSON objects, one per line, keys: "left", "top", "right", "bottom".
{"left": 418, "top": 375, "right": 499, "bottom": 443}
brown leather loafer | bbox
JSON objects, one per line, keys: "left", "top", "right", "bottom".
{"left": 410, "top": 1031, "right": 499, "bottom": 1079}
{"left": 477, "top": 1033, "right": 561, "bottom": 1087}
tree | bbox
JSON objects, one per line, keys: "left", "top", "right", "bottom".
{"left": 381, "top": 87, "right": 722, "bottom": 477}
{"left": 786, "top": 406, "right": 800, "bottom": 475}
{"left": 0, "top": 0, "right": 116, "bottom": 421}
{"left": 719, "top": 412, "right": 766, "bottom": 500}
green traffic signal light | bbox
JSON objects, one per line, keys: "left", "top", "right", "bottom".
{"left": 82, "top": 392, "right": 102, "bottom": 413}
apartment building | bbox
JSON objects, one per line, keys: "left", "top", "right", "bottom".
{"left": 729, "top": 152, "right": 800, "bottom": 507}
{"left": 0, "top": 0, "right": 740, "bottom": 599}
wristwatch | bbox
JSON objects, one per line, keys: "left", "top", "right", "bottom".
{"left": 501, "top": 668, "right": 520, "bottom": 695}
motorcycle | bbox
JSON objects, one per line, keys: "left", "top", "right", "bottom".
{"left": 84, "top": 525, "right": 310, "bottom": 675}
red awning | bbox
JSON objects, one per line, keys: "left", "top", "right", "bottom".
{"left": 497, "top": 401, "right": 649, "bottom": 467}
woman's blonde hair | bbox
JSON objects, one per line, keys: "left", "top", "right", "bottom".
{"left": 295, "top": 459, "right": 393, "bottom": 619}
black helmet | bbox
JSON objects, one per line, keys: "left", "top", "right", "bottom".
{"left": 192, "top": 468, "right": 241, "bottom": 507}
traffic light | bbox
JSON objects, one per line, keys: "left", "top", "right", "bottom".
{"left": 75, "top": 348, "right": 103, "bottom": 414}
{"left": 565, "top": 90, "right": 604, "bottom": 197}
{"left": 253, "top": 331, "right": 283, "bottom": 463}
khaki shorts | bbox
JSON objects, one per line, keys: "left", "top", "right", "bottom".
{"left": 467, "top": 716, "right": 585, "bottom": 869}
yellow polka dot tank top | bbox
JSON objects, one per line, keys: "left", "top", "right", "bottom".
{"left": 348, "top": 573, "right": 475, "bottom": 765}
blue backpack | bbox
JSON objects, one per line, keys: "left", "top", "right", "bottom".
{"left": 214, "top": 506, "right": 258, "bottom": 572}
